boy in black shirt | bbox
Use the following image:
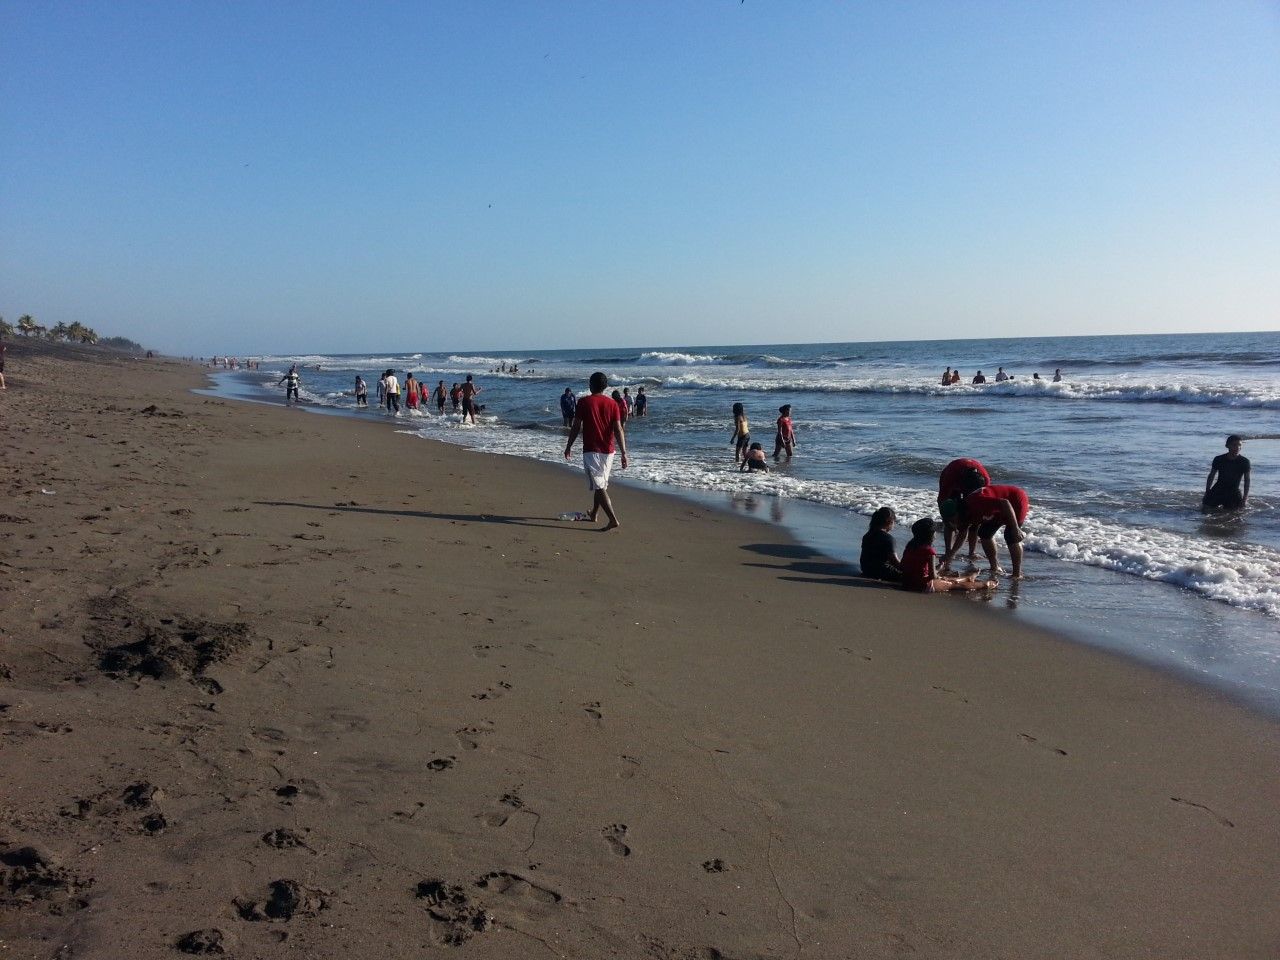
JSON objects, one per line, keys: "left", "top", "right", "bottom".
{"left": 1203, "top": 435, "right": 1251, "bottom": 510}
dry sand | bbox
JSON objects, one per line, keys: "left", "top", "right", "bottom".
{"left": 1, "top": 342, "right": 1278, "bottom": 959}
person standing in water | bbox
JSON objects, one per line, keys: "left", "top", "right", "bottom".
{"left": 773, "top": 405, "right": 796, "bottom": 461}
{"left": 384, "top": 369, "right": 401, "bottom": 413}
{"left": 434, "top": 381, "right": 447, "bottom": 414}
{"left": 634, "top": 386, "right": 648, "bottom": 417}
{"left": 279, "top": 365, "right": 301, "bottom": 404}
{"left": 560, "top": 387, "right": 577, "bottom": 427}
{"left": 1203, "top": 435, "right": 1251, "bottom": 511}
{"left": 943, "top": 475, "right": 1029, "bottom": 579}
{"left": 461, "top": 374, "right": 481, "bottom": 424}
{"left": 730, "top": 402, "right": 751, "bottom": 464}
{"left": 354, "top": 376, "right": 368, "bottom": 407}
{"left": 937, "top": 458, "right": 990, "bottom": 557}
{"left": 564, "top": 371, "right": 629, "bottom": 531}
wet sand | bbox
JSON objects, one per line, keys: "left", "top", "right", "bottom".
{"left": 2, "top": 341, "right": 1278, "bottom": 959}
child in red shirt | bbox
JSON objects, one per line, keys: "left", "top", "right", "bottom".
{"left": 773, "top": 405, "right": 796, "bottom": 461}
{"left": 901, "top": 518, "right": 996, "bottom": 593}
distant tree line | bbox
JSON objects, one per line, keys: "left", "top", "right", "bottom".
{"left": 0, "top": 314, "right": 145, "bottom": 352}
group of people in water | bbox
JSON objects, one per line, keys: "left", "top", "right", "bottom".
{"left": 347, "top": 371, "right": 484, "bottom": 424}
{"left": 560, "top": 384, "right": 648, "bottom": 427}
{"left": 942, "top": 366, "right": 1063, "bottom": 385}
{"left": 731, "top": 402, "right": 795, "bottom": 471}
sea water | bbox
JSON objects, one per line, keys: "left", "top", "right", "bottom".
{"left": 217, "top": 331, "right": 1280, "bottom": 712}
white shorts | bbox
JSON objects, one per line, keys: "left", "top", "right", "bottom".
{"left": 583, "top": 452, "right": 614, "bottom": 491}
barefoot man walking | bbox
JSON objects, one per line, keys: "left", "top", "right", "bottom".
{"left": 564, "top": 372, "right": 629, "bottom": 531}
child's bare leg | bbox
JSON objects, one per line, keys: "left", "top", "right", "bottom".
{"left": 981, "top": 535, "right": 1003, "bottom": 576}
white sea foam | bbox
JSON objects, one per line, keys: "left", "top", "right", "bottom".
{"left": 396, "top": 414, "right": 1280, "bottom": 618}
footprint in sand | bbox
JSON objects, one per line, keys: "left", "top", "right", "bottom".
{"left": 701, "top": 859, "right": 728, "bottom": 873}
{"left": 454, "top": 722, "right": 495, "bottom": 750}
{"left": 1017, "top": 733, "right": 1068, "bottom": 756}
{"left": 582, "top": 701, "right": 603, "bottom": 721}
{"left": 427, "top": 757, "right": 456, "bottom": 771}
{"left": 602, "top": 823, "right": 631, "bottom": 857}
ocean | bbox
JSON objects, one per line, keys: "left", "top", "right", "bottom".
{"left": 211, "top": 331, "right": 1280, "bottom": 712}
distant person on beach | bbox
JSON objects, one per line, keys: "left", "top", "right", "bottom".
{"left": 995, "top": 367, "right": 1009, "bottom": 382}
{"left": 278, "top": 365, "right": 300, "bottom": 404}
{"left": 634, "top": 386, "right": 648, "bottom": 417}
{"left": 611, "top": 389, "right": 627, "bottom": 421}
{"left": 938, "top": 458, "right": 990, "bottom": 557}
{"left": 773, "top": 405, "right": 795, "bottom": 461}
{"left": 384, "top": 370, "right": 401, "bottom": 413}
{"left": 1053, "top": 369, "right": 1063, "bottom": 382}
{"left": 944, "top": 476, "right": 1029, "bottom": 579}
{"left": 972, "top": 371, "right": 987, "bottom": 384}
{"left": 950, "top": 370, "right": 961, "bottom": 385}
{"left": 1032, "top": 372, "right": 1042, "bottom": 381}
{"left": 1203, "top": 435, "right": 1250, "bottom": 511}
{"left": 731, "top": 402, "right": 751, "bottom": 464}
{"left": 434, "top": 381, "right": 447, "bottom": 414}
{"left": 740, "top": 442, "right": 769, "bottom": 472}
{"left": 564, "top": 371, "right": 629, "bottom": 531}
{"left": 560, "top": 387, "right": 577, "bottom": 427}
{"left": 419, "top": 379, "right": 429, "bottom": 408}
{"left": 450, "top": 383, "right": 461, "bottom": 412}
{"left": 859, "top": 507, "right": 901, "bottom": 583}
{"left": 355, "top": 376, "right": 367, "bottom": 407}
{"left": 461, "top": 374, "right": 481, "bottom": 424}
{"left": 901, "top": 518, "right": 996, "bottom": 593}
{"left": 941, "top": 367, "right": 952, "bottom": 386}
{"left": 623, "top": 387, "right": 634, "bottom": 418}
{"left": 404, "top": 373, "right": 419, "bottom": 410}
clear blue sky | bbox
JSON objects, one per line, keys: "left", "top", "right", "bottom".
{"left": 2, "top": 1, "right": 1277, "bottom": 354}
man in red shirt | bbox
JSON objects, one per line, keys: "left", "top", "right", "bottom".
{"left": 937, "top": 457, "right": 990, "bottom": 556}
{"left": 564, "top": 372, "right": 629, "bottom": 531}
{"left": 942, "top": 477, "right": 1029, "bottom": 579}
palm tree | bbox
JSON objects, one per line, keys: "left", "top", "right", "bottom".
{"left": 17, "top": 315, "right": 36, "bottom": 337}
{"left": 50, "top": 322, "right": 70, "bottom": 342}
{"left": 0, "top": 316, "right": 12, "bottom": 338}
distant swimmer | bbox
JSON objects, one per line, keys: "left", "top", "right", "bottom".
{"left": 972, "top": 371, "right": 987, "bottom": 385}
{"left": 404, "top": 373, "right": 419, "bottom": 411}
{"left": 731, "top": 402, "right": 751, "bottom": 464}
{"left": 1203, "top": 435, "right": 1250, "bottom": 511}
{"left": 773, "top": 404, "right": 796, "bottom": 461}
{"left": 901, "top": 518, "right": 997, "bottom": 593}
{"left": 564, "top": 371, "right": 629, "bottom": 531}
{"left": 859, "top": 507, "right": 901, "bottom": 583}
{"left": 622, "top": 387, "right": 634, "bottom": 418}
{"left": 949, "top": 369, "right": 961, "bottom": 385}
{"left": 355, "top": 375, "right": 368, "bottom": 407}
{"left": 611, "top": 389, "right": 627, "bottom": 421}
{"left": 937, "top": 458, "right": 990, "bottom": 558}
{"left": 278, "top": 365, "right": 301, "bottom": 404}
{"left": 560, "top": 387, "right": 577, "bottom": 427}
{"left": 740, "top": 442, "right": 769, "bottom": 472}
{"left": 434, "top": 381, "right": 447, "bottom": 414}
{"left": 1032, "top": 372, "right": 1042, "bottom": 381}
{"left": 941, "top": 367, "right": 952, "bottom": 386}
{"left": 1053, "top": 368, "right": 1063, "bottom": 382}
{"left": 994, "top": 367, "right": 1009, "bottom": 382}
{"left": 943, "top": 476, "right": 1029, "bottom": 579}
{"left": 634, "top": 386, "right": 648, "bottom": 417}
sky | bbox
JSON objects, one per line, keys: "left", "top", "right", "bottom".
{"left": 1, "top": 1, "right": 1278, "bottom": 355}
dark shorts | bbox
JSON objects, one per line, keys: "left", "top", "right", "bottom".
{"left": 1203, "top": 488, "right": 1244, "bottom": 510}
{"left": 462, "top": 399, "right": 475, "bottom": 415}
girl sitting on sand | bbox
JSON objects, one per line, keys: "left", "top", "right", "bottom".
{"left": 731, "top": 402, "right": 750, "bottom": 464}
{"left": 859, "top": 507, "right": 901, "bottom": 583}
{"left": 900, "top": 518, "right": 995, "bottom": 593}
{"left": 739, "top": 442, "right": 769, "bottom": 473}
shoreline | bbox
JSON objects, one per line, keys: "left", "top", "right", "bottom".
{"left": 3, "top": 344, "right": 1279, "bottom": 958}
{"left": 212, "top": 368, "right": 1280, "bottom": 717}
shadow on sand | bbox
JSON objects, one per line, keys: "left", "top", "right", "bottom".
{"left": 253, "top": 500, "right": 588, "bottom": 532}
{"left": 739, "top": 542, "right": 890, "bottom": 591}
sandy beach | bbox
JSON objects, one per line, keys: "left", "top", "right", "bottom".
{"left": 2, "top": 343, "right": 1278, "bottom": 959}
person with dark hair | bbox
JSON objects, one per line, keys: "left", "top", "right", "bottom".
{"left": 565, "top": 372, "right": 629, "bottom": 531}
{"left": 943, "top": 474, "right": 1029, "bottom": 579}
{"left": 773, "top": 404, "right": 795, "bottom": 461}
{"left": 611, "top": 389, "right": 627, "bottom": 421}
{"left": 450, "top": 382, "right": 462, "bottom": 412}
{"left": 730, "top": 402, "right": 750, "bottom": 464}
{"left": 1203, "top": 435, "right": 1250, "bottom": 511}
{"left": 901, "top": 518, "right": 995, "bottom": 593}
{"left": 634, "top": 386, "right": 648, "bottom": 417}
{"left": 972, "top": 370, "right": 987, "bottom": 385}
{"left": 278, "top": 365, "right": 301, "bottom": 404}
{"left": 404, "top": 373, "right": 419, "bottom": 411}
{"left": 434, "top": 380, "right": 447, "bottom": 414}
{"left": 560, "top": 387, "right": 577, "bottom": 427}
{"left": 938, "top": 458, "right": 991, "bottom": 557}
{"left": 383, "top": 369, "right": 400, "bottom": 413}
{"left": 354, "top": 375, "right": 367, "bottom": 407}
{"left": 739, "top": 442, "right": 769, "bottom": 472}
{"left": 461, "top": 374, "right": 480, "bottom": 424}
{"left": 859, "top": 507, "right": 901, "bottom": 582}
